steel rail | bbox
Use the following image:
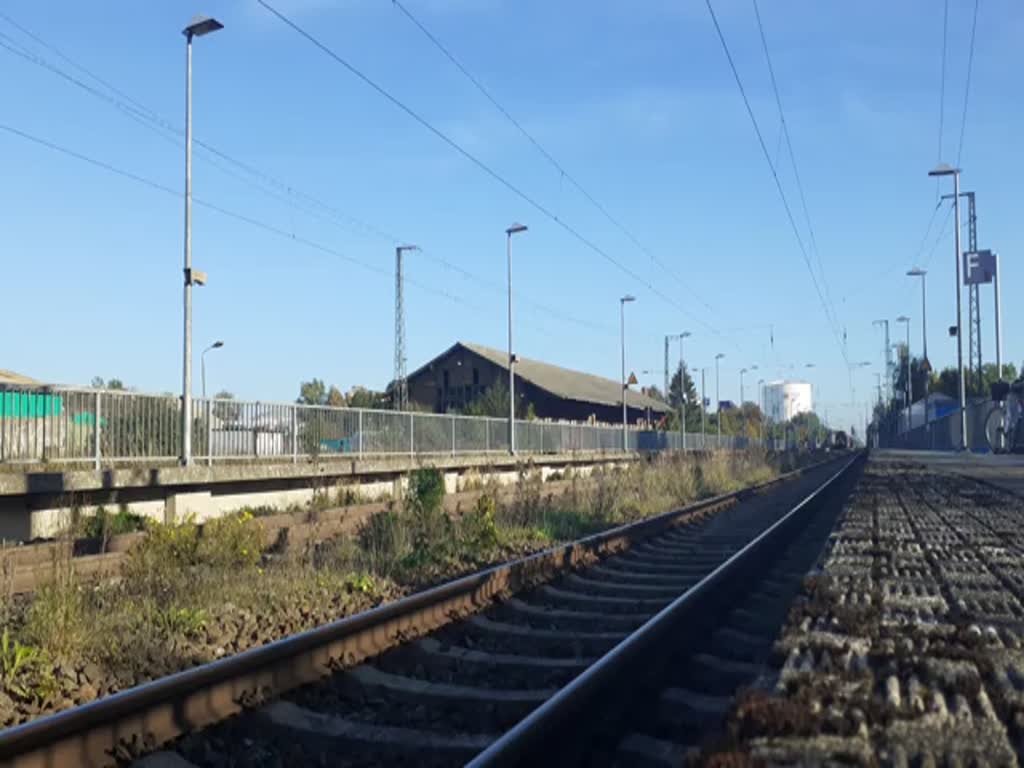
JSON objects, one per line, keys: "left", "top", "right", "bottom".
{"left": 0, "top": 455, "right": 846, "bottom": 768}
{"left": 468, "top": 451, "right": 864, "bottom": 767}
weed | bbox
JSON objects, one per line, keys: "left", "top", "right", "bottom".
{"left": 356, "top": 509, "right": 412, "bottom": 580}
{"left": 152, "top": 606, "right": 208, "bottom": 638}
{"left": 0, "top": 629, "right": 53, "bottom": 702}
{"left": 24, "top": 541, "right": 85, "bottom": 662}
{"left": 199, "top": 510, "right": 263, "bottom": 570}
{"left": 78, "top": 505, "right": 147, "bottom": 541}
{"left": 460, "top": 494, "right": 500, "bottom": 551}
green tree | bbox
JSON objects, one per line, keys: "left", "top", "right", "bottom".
{"left": 297, "top": 379, "right": 327, "bottom": 405}
{"left": 347, "top": 387, "right": 388, "bottom": 410}
{"left": 91, "top": 377, "right": 125, "bottom": 390}
{"left": 462, "top": 380, "right": 530, "bottom": 419}
{"left": 211, "top": 390, "right": 241, "bottom": 422}
{"left": 667, "top": 364, "right": 703, "bottom": 431}
{"left": 326, "top": 385, "right": 345, "bottom": 407}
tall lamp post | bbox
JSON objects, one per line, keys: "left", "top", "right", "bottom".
{"left": 700, "top": 368, "right": 708, "bottom": 450}
{"left": 181, "top": 14, "right": 223, "bottom": 466}
{"left": 620, "top": 295, "right": 636, "bottom": 451}
{"left": 739, "top": 365, "right": 757, "bottom": 444}
{"left": 907, "top": 267, "right": 930, "bottom": 431}
{"left": 757, "top": 378, "right": 765, "bottom": 446}
{"left": 928, "top": 163, "right": 967, "bottom": 450}
{"left": 896, "top": 316, "right": 911, "bottom": 431}
{"left": 201, "top": 340, "right": 224, "bottom": 401}
{"left": 804, "top": 363, "right": 816, "bottom": 446}
{"left": 679, "top": 331, "right": 692, "bottom": 451}
{"left": 715, "top": 353, "right": 725, "bottom": 445}
{"left": 505, "top": 223, "right": 527, "bottom": 454}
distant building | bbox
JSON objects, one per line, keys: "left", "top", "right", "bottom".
{"left": 764, "top": 380, "right": 813, "bottom": 422}
{"left": 406, "top": 342, "right": 670, "bottom": 425}
{"left": 0, "top": 369, "right": 40, "bottom": 387}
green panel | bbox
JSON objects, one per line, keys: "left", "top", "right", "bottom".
{"left": 0, "top": 392, "right": 64, "bottom": 418}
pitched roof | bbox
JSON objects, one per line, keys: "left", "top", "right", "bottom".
{"left": 415, "top": 342, "right": 669, "bottom": 413}
{"left": 0, "top": 369, "right": 40, "bottom": 386}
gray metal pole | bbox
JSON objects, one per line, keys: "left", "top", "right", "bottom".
{"left": 679, "top": 335, "right": 686, "bottom": 452}
{"left": 663, "top": 336, "right": 670, "bottom": 406}
{"left": 995, "top": 253, "right": 1004, "bottom": 452}
{"left": 182, "top": 32, "right": 194, "bottom": 466}
{"left": 905, "top": 321, "right": 911, "bottom": 421}
{"left": 716, "top": 357, "right": 721, "bottom": 442}
{"left": 920, "top": 273, "right": 929, "bottom": 431}
{"left": 953, "top": 171, "right": 967, "bottom": 449}
{"left": 994, "top": 253, "right": 1003, "bottom": 381}
{"left": 700, "top": 368, "right": 706, "bottom": 450}
{"left": 507, "top": 232, "right": 515, "bottom": 455}
{"left": 621, "top": 300, "right": 627, "bottom": 452}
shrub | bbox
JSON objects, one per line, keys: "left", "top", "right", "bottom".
{"left": 0, "top": 629, "right": 54, "bottom": 703}
{"left": 405, "top": 468, "right": 448, "bottom": 555}
{"left": 199, "top": 510, "right": 263, "bottom": 570}
{"left": 78, "top": 505, "right": 147, "bottom": 541}
{"left": 356, "top": 509, "right": 412, "bottom": 580}
{"left": 24, "top": 546, "right": 85, "bottom": 663}
{"left": 460, "top": 494, "right": 499, "bottom": 551}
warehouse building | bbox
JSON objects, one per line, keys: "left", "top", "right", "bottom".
{"left": 406, "top": 342, "right": 670, "bottom": 425}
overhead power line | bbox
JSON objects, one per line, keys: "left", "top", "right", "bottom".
{"left": 256, "top": 0, "right": 729, "bottom": 339}
{"left": 0, "top": 12, "right": 612, "bottom": 336}
{"left": 750, "top": 0, "right": 839, "bottom": 345}
{"left": 955, "top": 0, "right": 980, "bottom": 167}
{"left": 389, "top": 0, "right": 717, "bottom": 315}
{"left": 937, "top": 0, "right": 949, "bottom": 165}
{"left": 0, "top": 122, "right": 486, "bottom": 313}
{"left": 703, "top": 0, "right": 848, "bottom": 366}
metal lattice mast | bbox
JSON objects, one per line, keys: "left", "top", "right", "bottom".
{"left": 394, "top": 245, "right": 418, "bottom": 411}
{"left": 663, "top": 336, "right": 670, "bottom": 402}
{"left": 965, "top": 192, "right": 982, "bottom": 393}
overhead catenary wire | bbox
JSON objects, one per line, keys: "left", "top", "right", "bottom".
{"left": 389, "top": 0, "right": 718, "bottom": 316}
{"left": 937, "top": 0, "right": 949, "bottom": 165}
{"left": 703, "top": 0, "right": 849, "bottom": 367}
{"left": 0, "top": 122, "right": 489, "bottom": 313}
{"left": 0, "top": 12, "right": 612, "bottom": 336}
{"left": 256, "top": 0, "right": 730, "bottom": 341}
{"left": 750, "top": 0, "right": 837, "bottom": 332}
{"left": 955, "top": 0, "right": 980, "bottom": 167}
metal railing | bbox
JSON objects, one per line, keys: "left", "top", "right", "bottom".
{"left": 0, "top": 385, "right": 755, "bottom": 467}
{"left": 879, "top": 399, "right": 995, "bottom": 452}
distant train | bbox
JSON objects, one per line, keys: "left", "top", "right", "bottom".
{"left": 826, "top": 430, "right": 849, "bottom": 451}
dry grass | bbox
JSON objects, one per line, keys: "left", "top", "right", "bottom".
{"left": 1, "top": 452, "right": 785, "bottom": 717}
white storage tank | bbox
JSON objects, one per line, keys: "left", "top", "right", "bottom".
{"left": 763, "top": 380, "right": 813, "bottom": 422}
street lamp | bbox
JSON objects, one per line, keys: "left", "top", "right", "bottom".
{"left": 757, "top": 378, "right": 765, "bottom": 446}
{"left": 739, "top": 365, "right": 758, "bottom": 405}
{"left": 201, "top": 340, "right": 224, "bottom": 400}
{"left": 928, "top": 162, "right": 967, "bottom": 450}
{"left": 907, "top": 267, "right": 930, "bottom": 431}
{"left": 505, "top": 223, "right": 527, "bottom": 454}
{"left": 700, "top": 367, "right": 708, "bottom": 450}
{"left": 896, "top": 316, "right": 911, "bottom": 430}
{"left": 679, "top": 331, "right": 692, "bottom": 451}
{"left": 180, "top": 14, "right": 223, "bottom": 467}
{"left": 620, "top": 295, "right": 636, "bottom": 451}
{"left": 715, "top": 353, "right": 725, "bottom": 445}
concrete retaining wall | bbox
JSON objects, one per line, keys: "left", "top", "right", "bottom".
{"left": 0, "top": 452, "right": 636, "bottom": 541}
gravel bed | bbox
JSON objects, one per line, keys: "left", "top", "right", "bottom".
{"left": 707, "top": 459, "right": 1024, "bottom": 766}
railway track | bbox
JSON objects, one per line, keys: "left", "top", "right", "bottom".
{"left": 0, "top": 453, "right": 862, "bottom": 768}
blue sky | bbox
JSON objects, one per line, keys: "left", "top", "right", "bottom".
{"left": 3, "top": 0, "right": 1021, "bottom": 435}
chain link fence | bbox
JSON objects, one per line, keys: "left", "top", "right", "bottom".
{"left": 0, "top": 385, "right": 754, "bottom": 467}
